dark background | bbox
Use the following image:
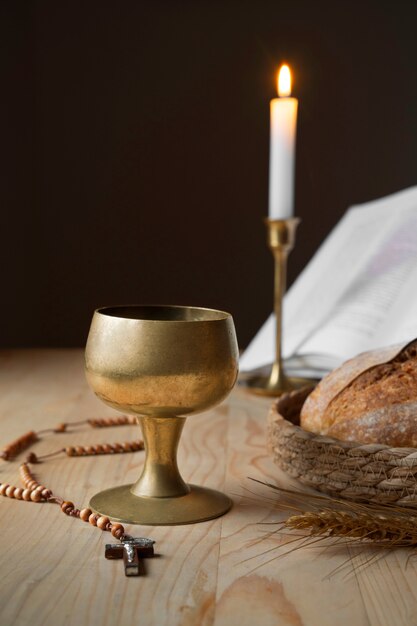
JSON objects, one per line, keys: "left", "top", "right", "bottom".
{"left": 2, "top": 0, "right": 417, "bottom": 349}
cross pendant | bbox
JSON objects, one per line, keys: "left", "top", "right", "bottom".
{"left": 105, "top": 537, "right": 155, "bottom": 576}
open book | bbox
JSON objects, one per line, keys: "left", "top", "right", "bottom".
{"left": 240, "top": 186, "right": 417, "bottom": 378}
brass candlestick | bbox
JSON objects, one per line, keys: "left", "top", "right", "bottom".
{"left": 246, "top": 218, "right": 313, "bottom": 396}
{"left": 85, "top": 305, "right": 239, "bottom": 525}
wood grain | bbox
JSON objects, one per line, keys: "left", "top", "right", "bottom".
{"left": 0, "top": 350, "right": 416, "bottom": 626}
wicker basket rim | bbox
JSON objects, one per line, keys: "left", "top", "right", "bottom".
{"left": 268, "top": 387, "right": 417, "bottom": 506}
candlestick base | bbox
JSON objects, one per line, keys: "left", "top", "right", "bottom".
{"left": 243, "top": 372, "right": 316, "bottom": 397}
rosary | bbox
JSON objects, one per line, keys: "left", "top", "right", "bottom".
{"left": 0, "top": 416, "right": 155, "bottom": 576}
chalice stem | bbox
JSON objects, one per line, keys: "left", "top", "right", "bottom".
{"left": 131, "top": 416, "right": 190, "bottom": 498}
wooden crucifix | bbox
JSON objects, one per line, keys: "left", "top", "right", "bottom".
{"left": 105, "top": 537, "right": 155, "bottom": 576}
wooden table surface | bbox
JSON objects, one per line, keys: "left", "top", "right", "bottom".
{"left": 1, "top": 350, "right": 417, "bottom": 626}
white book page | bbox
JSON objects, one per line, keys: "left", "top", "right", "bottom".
{"left": 368, "top": 262, "right": 417, "bottom": 348}
{"left": 299, "top": 205, "right": 417, "bottom": 359}
{"left": 240, "top": 186, "right": 417, "bottom": 372}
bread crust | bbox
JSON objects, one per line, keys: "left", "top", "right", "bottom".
{"left": 300, "top": 339, "right": 417, "bottom": 446}
{"left": 326, "top": 401, "right": 417, "bottom": 445}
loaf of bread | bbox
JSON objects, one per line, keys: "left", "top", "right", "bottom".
{"left": 300, "top": 339, "right": 417, "bottom": 446}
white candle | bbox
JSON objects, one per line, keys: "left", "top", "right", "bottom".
{"left": 268, "top": 64, "right": 298, "bottom": 219}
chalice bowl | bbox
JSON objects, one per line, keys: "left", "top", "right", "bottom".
{"left": 85, "top": 305, "right": 239, "bottom": 525}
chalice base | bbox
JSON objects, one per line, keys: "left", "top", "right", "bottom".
{"left": 244, "top": 374, "right": 316, "bottom": 397}
{"left": 90, "top": 484, "right": 232, "bottom": 526}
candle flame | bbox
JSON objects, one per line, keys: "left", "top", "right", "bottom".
{"left": 278, "top": 64, "right": 292, "bottom": 97}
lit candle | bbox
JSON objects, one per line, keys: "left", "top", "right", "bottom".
{"left": 268, "top": 64, "right": 298, "bottom": 219}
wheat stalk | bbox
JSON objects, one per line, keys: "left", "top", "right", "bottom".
{"left": 285, "top": 509, "right": 417, "bottom": 546}
{"left": 248, "top": 478, "right": 417, "bottom": 549}
{"left": 238, "top": 479, "right": 417, "bottom": 578}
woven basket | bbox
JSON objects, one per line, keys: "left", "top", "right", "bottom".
{"left": 268, "top": 387, "right": 417, "bottom": 507}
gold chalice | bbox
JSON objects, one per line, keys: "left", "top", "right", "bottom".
{"left": 85, "top": 305, "right": 239, "bottom": 525}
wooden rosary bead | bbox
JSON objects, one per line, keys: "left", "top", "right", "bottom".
{"left": 22, "top": 466, "right": 32, "bottom": 476}
{"left": 80, "top": 508, "right": 92, "bottom": 522}
{"left": 89, "top": 513, "right": 99, "bottom": 526}
{"left": 88, "top": 416, "right": 132, "bottom": 428}
{"left": 110, "top": 523, "right": 124, "bottom": 539}
{"left": 60, "top": 440, "right": 144, "bottom": 457}
{"left": 1, "top": 418, "right": 148, "bottom": 543}
{"left": 96, "top": 515, "right": 110, "bottom": 530}
{"left": 6, "top": 485, "right": 16, "bottom": 498}
{"left": 22, "top": 489, "right": 32, "bottom": 501}
{"left": 30, "top": 490, "right": 43, "bottom": 502}
{"left": 1, "top": 431, "right": 38, "bottom": 460}
{"left": 61, "top": 501, "right": 74, "bottom": 514}
{"left": 113, "top": 527, "right": 125, "bottom": 540}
